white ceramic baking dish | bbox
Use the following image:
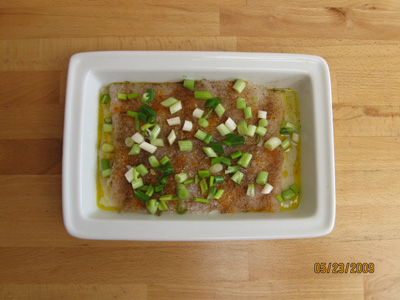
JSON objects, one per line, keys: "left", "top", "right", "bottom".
{"left": 63, "top": 51, "right": 335, "bottom": 240}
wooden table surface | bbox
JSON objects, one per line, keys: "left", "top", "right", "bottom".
{"left": 1, "top": 1, "right": 400, "bottom": 299}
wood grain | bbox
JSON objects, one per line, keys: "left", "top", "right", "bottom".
{"left": 1, "top": 0, "right": 400, "bottom": 299}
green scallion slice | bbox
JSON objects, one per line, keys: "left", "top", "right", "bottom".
{"left": 245, "top": 124, "right": 257, "bottom": 137}
{"left": 170, "top": 101, "right": 182, "bottom": 114}
{"left": 176, "top": 184, "right": 189, "bottom": 200}
{"left": 128, "top": 144, "right": 141, "bottom": 155}
{"left": 233, "top": 79, "right": 246, "bottom": 93}
{"left": 150, "top": 138, "right": 164, "bottom": 147}
{"left": 150, "top": 124, "right": 161, "bottom": 140}
{"left": 140, "top": 104, "right": 156, "bottom": 117}
{"left": 256, "top": 171, "right": 269, "bottom": 185}
{"left": 214, "top": 175, "right": 224, "bottom": 184}
{"left": 290, "top": 183, "right": 300, "bottom": 194}
{"left": 204, "top": 108, "right": 214, "bottom": 119}
{"left": 101, "top": 94, "right": 110, "bottom": 104}
{"left": 264, "top": 137, "right": 282, "bottom": 151}
{"left": 194, "top": 197, "right": 209, "bottom": 204}
{"left": 194, "top": 90, "right": 213, "bottom": 100}
{"left": 131, "top": 178, "right": 144, "bottom": 190}
{"left": 237, "top": 153, "right": 252, "bottom": 168}
{"left": 208, "top": 186, "right": 217, "bottom": 199}
{"left": 276, "top": 194, "right": 284, "bottom": 203}
{"left": 159, "top": 194, "right": 173, "bottom": 201}
{"left": 135, "top": 164, "right": 148, "bottom": 176}
{"left": 203, "top": 147, "right": 218, "bottom": 158}
{"left": 280, "top": 127, "right": 296, "bottom": 135}
{"left": 247, "top": 184, "right": 255, "bottom": 197}
{"left": 160, "top": 156, "right": 170, "bottom": 165}
{"left": 102, "top": 124, "right": 113, "bottom": 133}
{"left": 205, "top": 97, "right": 221, "bottom": 108}
{"left": 244, "top": 107, "right": 252, "bottom": 119}
{"left": 146, "top": 199, "right": 158, "bottom": 215}
{"left": 127, "top": 92, "right": 139, "bottom": 99}
{"left": 200, "top": 179, "right": 208, "bottom": 195}
{"left": 141, "top": 122, "right": 155, "bottom": 131}
{"left": 127, "top": 110, "right": 137, "bottom": 118}
{"left": 158, "top": 200, "right": 169, "bottom": 211}
{"left": 195, "top": 129, "right": 207, "bottom": 141}
{"left": 138, "top": 185, "right": 149, "bottom": 191}
{"left": 237, "top": 120, "right": 248, "bottom": 135}
{"left": 183, "top": 179, "right": 194, "bottom": 185}
{"left": 178, "top": 140, "right": 193, "bottom": 152}
{"left": 198, "top": 118, "right": 209, "bottom": 128}
{"left": 175, "top": 173, "right": 188, "bottom": 183}
{"left": 258, "top": 118, "right": 269, "bottom": 127}
{"left": 236, "top": 98, "right": 246, "bottom": 109}
{"left": 101, "top": 159, "right": 110, "bottom": 170}
{"left": 154, "top": 183, "right": 165, "bottom": 193}
{"left": 134, "top": 190, "right": 149, "bottom": 202}
{"left": 209, "top": 176, "right": 215, "bottom": 187}
{"left": 161, "top": 97, "right": 178, "bottom": 107}
{"left": 216, "top": 124, "right": 231, "bottom": 136}
{"left": 281, "top": 138, "right": 291, "bottom": 151}
{"left": 210, "top": 142, "right": 224, "bottom": 154}
{"left": 183, "top": 79, "right": 195, "bottom": 91}
{"left": 118, "top": 93, "right": 127, "bottom": 100}
{"left": 203, "top": 134, "right": 213, "bottom": 144}
{"left": 101, "top": 169, "right": 111, "bottom": 178}
{"left": 213, "top": 189, "right": 225, "bottom": 199}
{"left": 225, "top": 165, "right": 239, "bottom": 174}
{"left": 198, "top": 170, "right": 210, "bottom": 178}
{"left": 195, "top": 174, "right": 199, "bottom": 184}
{"left": 215, "top": 104, "right": 225, "bottom": 118}
{"left": 231, "top": 171, "right": 244, "bottom": 184}
{"left": 282, "top": 189, "right": 296, "bottom": 201}
{"left": 255, "top": 126, "right": 267, "bottom": 137}
{"left": 230, "top": 150, "right": 243, "bottom": 159}
{"left": 222, "top": 134, "right": 245, "bottom": 146}
{"left": 101, "top": 143, "right": 114, "bottom": 153}
{"left": 145, "top": 185, "right": 155, "bottom": 197}
{"left": 177, "top": 202, "right": 188, "bottom": 215}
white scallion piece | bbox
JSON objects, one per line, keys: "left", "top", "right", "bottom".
{"left": 167, "top": 117, "right": 181, "bottom": 126}
{"left": 225, "top": 117, "right": 237, "bottom": 132}
{"left": 182, "top": 120, "right": 193, "bottom": 131}
{"left": 124, "top": 168, "right": 135, "bottom": 183}
{"left": 170, "top": 101, "right": 182, "bottom": 114}
{"left": 261, "top": 183, "right": 274, "bottom": 194}
{"left": 258, "top": 110, "right": 267, "bottom": 119}
{"left": 264, "top": 137, "right": 282, "bottom": 151}
{"left": 292, "top": 132, "right": 300, "bottom": 143}
{"left": 139, "top": 141, "right": 157, "bottom": 154}
{"left": 192, "top": 108, "right": 204, "bottom": 119}
{"left": 216, "top": 124, "right": 231, "bottom": 136}
{"left": 131, "top": 132, "right": 144, "bottom": 144}
{"left": 168, "top": 130, "right": 176, "bottom": 145}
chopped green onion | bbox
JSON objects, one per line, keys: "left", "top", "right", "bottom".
{"left": 256, "top": 171, "right": 269, "bottom": 185}
{"left": 247, "top": 184, "right": 255, "bottom": 197}
{"left": 215, "top": 104, "right": 225, "bottom": 118}
{"left": 203, "top": 147, "right": 218, "bottom": 158}
{"left": 150, "top": 138, "right": 164, "bottom": 147}
{"left": 255, "top": 126, "right": 267, "bottom": 137}
{"left": 131, "top": 178, "right": 144, "bottom": 190}
{"left": 211, "top": 156, "right": 230, "bottom": 166}
{"left": 101, "top": 159, "right": 110, "bottom": 170}
{"left": 183, "top": 179, "right": 194, "bottom": 185}
{"left": 258, "top": 110, "right": 267, "bottom": 119}
{"left": 194, "top": 197, "right": 209, "bottom": 204}
{"left": 141, "top": 122, "right": 155, "bottom": 131}
{"left": 135, "top": 116, "right": 139, "bottom": 131}
{"left": 209, "top": 163, "right": 223, "bottom": 174}
{"left": 194, "top": 90, "right": 213, "bottom": 100}
{"left": 264, "top": 137, "right": 282, "bottom": 151}
{"left": 282, "top": 189, "right": 296, "bottom": 201}
{"left": 292, "top": 132, "right": 300, "bottom": 143}
{"left": 127, "top": 110, "right": 137, "bottom": 118}
{"left": 178, "top": 140, "right": 193, "bottom": 152}
{"left": 204, "top": 108, "right": 214, "bottom": 119}
{"left": 136, "top": 164, "right": 148, "bottom": 176}
{"left": 200, "top": 179, "right": 208, "bottom": 195}
{"left": 210, "top": 142, "right": 224, "bottom": 154}
{"left": 222, "top": 134, "right": 245, "bottom": 146}
{"left": 225, "top": 117, "right": 237, "bottom": 132}
{"left": 182, "top": 120, "right": 193, "bottom": 132}
{"left": 128, "top": 144, "right": 141, "bottom": 155}
{"left": 258, "top": 118, "right": 269, "bottom": 127}
{"left": 131, "top": 132, "right": 144, "bottom": 144}
{"left": 139, "top": 141, "right": 157, "bottom": 154}
{"left": 177, "top": 202, "right": 188, "bottom": 214}
{"left": 257, "top": 134, "right": 263, "bottom": 144}
{"left": 118, "top": 93, "right": 127, "bottom": 100}
{"left": 161, "top": 97, "right": 178, "bottom": 107}
{"left": 230, "top": 150, "right": 243, "bottom": 159}
{"left": 160, "top": 156, "right": 170, "bottom": 165}
{"left": 203, "top": 134, "right": 213, "bottom": 144}
{"left": 150, "top": 124, "right": 161, "bottom": 139}
{"left": 101, "top": 94, "right": 110, "bottom": 104}
{"left": 141, "top": 93, "right": 149, "bottom": 103}
{"left": 146, "top": 185, "right": 155, "bottom": 197}
{"left": 205, "top": 97, "right": 221, "bottom": 108}
{"left": 214, "top": 175, "right": 224, "bottom": 184}
{"left": 148, "top": 155, "right": 160, "bottom": 168}
{"left": 231, "top": 171, "right": 244, "bottom": 184}
{"left": 198, "top": 170, "right": 210, "bottom": 178}
{"left": 170, "top": 101, "right": 182, "bottom": 114}
{"left": 281, "top": 138, "right": 291, "bottom": 151}
{"left": 138, "top": 185, "right": 149, "bottom": 191}
{"left": 133, "top": 168, "right": 138, "bottom": 181}
{"left": 236, "top": 98, "right": 246, "bottom": 109}
{"left": 237, "top": 153, "right": 252, "bottom": 168}
{"left": 176, "top": 184, "right": 189, "bottom": 200}
{"left": 209, "top": 176, "right": 215, "bottom": 187}
{"left": 276, "top": 194, "right": 284, "bottom": 203}
{"left": 159, "top": 194, "right": 173, "bottom": 201}
{"left": 280, "top": 127, "right": 296, "bottom": 135}
{"left": 245, "top": 124, "right": 257, "bottom": 137}
{"left": 101, "top": 143, "right": 114, "bottom": 153}
{"left": 134, "top": 190, "right": 149, "bottom": 202}
{"left": 138, "top": 112, "right": 148, "bottom": 122}
{"left": 159, "top": 177, "right": 169, "bottom": 185}
{"left": 127, "top": 92, "right": 138, "bottom": 99}
{"left": 195, "top": 174, "right": 199, "bottom": 184}
{"left": 167, "top": 117, "right": 181, "bottom": 126}
{"left": 225, "top": 165, "right": 239, "bottom": 174}
{"left": 195, "top": 129, "right": 207, "bottom": 141}
{"left": 214, "top": 189, "right": 224, "bottom": 199}
{"left": 237, "top": 120, "right": 248, "bottom": 135}
{"left": 192, "top": 108, "right": 204, "bottom": 118}
{"left": 101, "top": 169, "right": 111, "bottom": 178}
{"left": 233, "top": 79, "right": 246, "bottom": 93}
{"left": 146, "top": 199, "right": 158, "bottom": 214}
{"left": 124, "top": 168, "right": 134, "bottom": 182}
{"left": 290, "top": 183, "right": 300, "bottom": 194}
{"left": 104, "top": 117, "right": 112, "bottom": 124}
{"left": 155, "top": 161, "right": 175, "bottom": 180}
{"left": 281, "top": 121, "right": 297, "bottom": 130}
{"left": 244, "top": 107, "right": 252, "bottom": 119}
{"left": 140, "top": 104, "right": 156, "bottom": 117}
{"left": 175, "top": 173, "right": 188, "bottom": 183}
{"left": 198, "top": 118, "right": 209, "bottom": 128}
{"left": 168, "top": 130, "right": 176, "bottom": 145}
{"left": 183, "top": 79, "right": 195, "bottom": 91}
{"left": 216, "top": 124, "right": 231, "bottom": 136}
{"left": 158, "top": 200, "right": 169, "bottom": 211}
{"left": 146, "top": 89, "right": 155, "bottom": 102}
{"left": 154, "top": 183, "right": 165, "bottom": 193}
{"left": 208, "top": 186, "right": 217, "bottom": 199}
{"left": 261, "top": 183, "right": 273, "bottom": 194}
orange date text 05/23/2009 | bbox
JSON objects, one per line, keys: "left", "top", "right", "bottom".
{"left": 314, "top": 263, "right": 374, "bottom": 274}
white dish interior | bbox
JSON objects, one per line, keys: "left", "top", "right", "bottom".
{"left": 63, "top": 51, "right": 335, "bottom": 240}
